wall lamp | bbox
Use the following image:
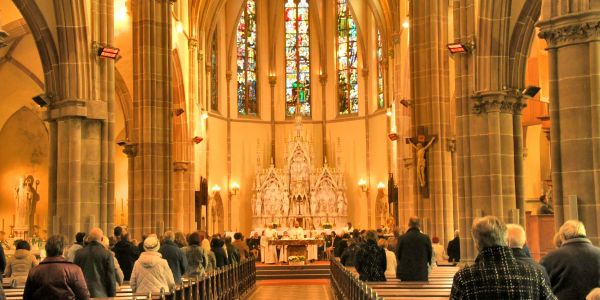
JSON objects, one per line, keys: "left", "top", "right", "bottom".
{"left": 211, "top": 185, "right": 221, "bottom": 195}
{"left": 447, "top": 40, "right": 475, "bottom": 54}
{"left": 358, "top": 178, "right": 368, "bottom": 192}
{"left": 377, "top": 182, "right": 386, "bottom": 190}
{"left": 230, "top": 182, "right": 240, "bottom": 195}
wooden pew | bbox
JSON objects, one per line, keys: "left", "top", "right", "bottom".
{"left": 0, "top": 257, "right": 258, "bottom": 300}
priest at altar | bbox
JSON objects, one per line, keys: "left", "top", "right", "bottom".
{"left": 261, "top": 225, "right": 278, "bottom": 264}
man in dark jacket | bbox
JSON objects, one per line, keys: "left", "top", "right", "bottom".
{"left": 24, "top": 235, "right": 90, "bottom": 300}
{"left": 74, "top": 228, "right": 116, "bottom": 298}
{"left": 506, "top": 223, "right": 550, "bottom": 281}
{"left": 541, "top": 220, "right": 600, "bottom": 300}
{"left": 224, "top": 236, "right": 240, "bottom": 264}
{"left": 354, "top": 231, "right": 386, "bottom": 281}
{"left": 395, "top": 216, "right": 432, "bottom": 281}
{"left": 447, "top": 230, "right": 460, "bottom": 263}
{"left": 211, "top": 237, "right": 228, "bottom": 268}
{"left": 450, "top": 216, "right": 555, "bottom": 299}
{"left": 111, "top": 227, "right": 140, "bottom": 281}
{"left": 159, "top": 231, "right": 188, "bottom": 284}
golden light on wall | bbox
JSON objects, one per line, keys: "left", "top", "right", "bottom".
{"left": 358, "top": 178, "right": 368, "bottom": 192}
{"left": 114, "top": 0, "right": 129, "bottom": 33}
{"left": 377, "top": 182, "right": 385, "bottom": 190}
{"left": 230, "top": 182, "right": 240, "bottom": 195}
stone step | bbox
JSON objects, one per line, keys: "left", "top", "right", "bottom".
{"left": 256, "top": 263, "right": 331, "bottom": 280}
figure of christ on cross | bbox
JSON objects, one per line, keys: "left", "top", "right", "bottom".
{"left": 406, "top": 127, "right": 437, "bottom": 189}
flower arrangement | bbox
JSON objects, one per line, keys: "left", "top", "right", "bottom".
{"left": 288, "top": 256, "right": 306, "bottom": 263}
{"left": 322, "top": 222, "right": 333, "bottom": 229}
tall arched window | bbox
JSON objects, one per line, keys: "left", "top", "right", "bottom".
{"left": 377, "top": 30, "right": 384, "bottom": 109}
{"left": 237, "top": 0, "right": 258, "bottom": 116}
{"left": 285, "top": 0, "right": 311, "bottom": 118}
{"left": 210, "top": 30, "right": 218, "bottom": 112}
{"left": 336, "top": 0, "right": 358, "bottom": 115}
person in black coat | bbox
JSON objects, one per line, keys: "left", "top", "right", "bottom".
{"left": 506, "top": 224, "right": 550, "bottom": 281}
{"left": 333, "top": 232, "right": 345, "bottom": 257}
{"left": 211, "top": 237, "right": 228, "bottom": 268}
{"left": 224, "top": 236, "right": 240, "bottom": 264}
{"left": 111, "top": 230, "right": 140, "bottom": 281}
{"left": 447, "top": 230, "right": 460, "bottom": 263}
{"left": 159, "top": 231, "right": 188, "bottom": 284}
{"left": 74, "top": 228, "right": 116, "bottom": 298}
{"left": 354, "top": 231, "right": 386, "bottom": 282}
{"left": 541, "top": 220, "right": 600, "bottom": 300}
{"left": 395, "top": 216, "right": 432, "bottom": 281}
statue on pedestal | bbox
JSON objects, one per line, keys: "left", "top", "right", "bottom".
{"left": 14, "top": 175, "right": 40, "bottom": 236}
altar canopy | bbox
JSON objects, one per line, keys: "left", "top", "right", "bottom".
{"left": 252, "top": 117, "right": 348, "bottom": 229}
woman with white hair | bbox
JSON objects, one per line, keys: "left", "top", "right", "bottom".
{"left": 129, "top": 235, "right": 175, "bottom": 294}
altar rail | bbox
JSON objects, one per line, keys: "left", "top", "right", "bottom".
{"left": 2, "top": 257, "right": 257, "bottom": 300}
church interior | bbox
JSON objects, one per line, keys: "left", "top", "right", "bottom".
{"left": 0, "top": 0, "right": 598, "bottom": 298}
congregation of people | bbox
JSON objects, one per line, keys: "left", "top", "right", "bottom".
{"left": 0, "top": 226, "right": 252, "bottom": 299}
{"left": 328, "top": 216, "right": 600, "bottom": 300}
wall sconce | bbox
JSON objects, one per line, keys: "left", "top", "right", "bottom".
{"left": 211, "top": 185, "right": 221, "bottom": 195}
{"left": 386, "top": 107, "right": 393, "bottom": 117}
{"left": 201, "top": 110, "right": 209, "bottom": 120}
{"left": 230, "top": 182, "right": 240, "bottom": 195}
{"left": 358, "top": 178, "right": 368, "bottom": 192}
{"left": 377, "top": 182, "right": 385, "bottom": 190}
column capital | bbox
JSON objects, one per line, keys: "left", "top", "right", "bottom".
{"left": 538, "top": 11, "right": 600, "bottom": 48}
{"left": 319, "top": 74, "right": 327, "bottom": 84}
{"left": 471, "top": 90, "right": 526, "bottom": 114}
{"left": 173, "top": 161, "right": 190, "bottom": 172}
{"left": 188, "top": 38, "right": 199, "bottom": 49}
{"left": 122, "top": 143, "right": 137, "bottom": 158}
{"left": 268, "top": 74, "right": 277, "bottom": 86}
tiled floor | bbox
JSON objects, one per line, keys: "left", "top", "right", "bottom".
{"left": 246, "top": 281, "right": 333, "bottom": 299}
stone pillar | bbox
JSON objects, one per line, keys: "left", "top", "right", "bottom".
{"left": 409, "top": 0, "right": 455, "bottom": 242}
{"left": 538, "top": 8, "right": 600, "bottom": 243}
{"left": 173, "top": 161, "right": 189, "bottom": 231}
{"left": 130, "top": 0, "right": 173, "bottom": 238}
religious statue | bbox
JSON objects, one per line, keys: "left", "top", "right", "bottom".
{"left": 408, "top": 137, "right": 436, "bottom": 187}
{"left": 14, "top": 175, "right": 40, "bottom": 232}
{"left": 336, "top": 191, "right": 346, "bottom": 216}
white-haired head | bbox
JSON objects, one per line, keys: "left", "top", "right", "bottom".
{"left": 506, "top": 224, "right": 526, "bottom": 248}
{"left": 559, "top": 220, "right": 586, "bottom": 242}
{"left": 471, "top": 216, "right": 507, "bottom": 250}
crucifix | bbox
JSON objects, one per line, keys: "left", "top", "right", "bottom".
{"left": 293, "top": 81, "right": 308, "bottom": 136}
{"left": 405, "top": 126, "right": 437, "bottom": 193}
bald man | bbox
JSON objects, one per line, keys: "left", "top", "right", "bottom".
{"left": 74, "top": 228, "right": 116, "bottom": 298}
{"left": 395, "top": 216, "right": 432, "bottom": 281}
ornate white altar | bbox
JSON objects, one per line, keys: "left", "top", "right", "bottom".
{"left": 252, "top": 115, "right": 348, "bottom": 229}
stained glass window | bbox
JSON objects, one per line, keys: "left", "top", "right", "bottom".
{"left": 377, "top": 31, "right": 385, "bottom": 109}
{"left": 285, "top": 0, "right": 311, "bottom": 118}
{"left": 237, "top": 0, "right": 258, "bottom": 116}
{"left": 337, "top": 0, "right": 358, "bottom": 115}
{"left": 210, "top": 30, "right": 218, "bottom": 112}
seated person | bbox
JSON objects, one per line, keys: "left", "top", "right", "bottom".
{"left": 130, "top": 235, "right": 175, "bottom": 294}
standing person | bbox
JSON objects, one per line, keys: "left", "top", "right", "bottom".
{"left": 395, "top": 216, "right": 432, "bottom": 281}
{"left": 182, "top": 232, "right": 207, "bottom": 276}
{"left": 4, "top": 240, "right": 38, "bottom": 285}
{"left": 23, "top": 235, "right": 90, "bottom": 300}
{"left": 101, "top": 236, "right": 124, "bottom": 286}
{"left": 378, "top": 239, "right": 397, "bottom": 279}
{"left": 447, "top": 230, "right": 460, "bottom": 263}
{"left": 232, "top": 233, "right": 250, "bottom": 261}
{"left": 112, "top": 227, "right": 140, "bottom": 281}
{"left": 506, "top": 224, "right": 549, "bottom": 280}
{"left": 247, "top": 232, "right": 260, "bottom": 259}
{"left": 541, "top": 220, "right": 600, "bottom": 300}
{"left": 174, "top": 232, "right": 187, "bottom": 248}
{"left": 354, "top": 231, "right": 386, "bottom": 282}
{"left": 159, "top": 231, "right": 188, "bottom": 284}
{"left": 211, "top": 236, "right": 228, "bottom": 268}
{"left": 201, "top": 236, "right": 217, "bottom": 272}
{"left": 224, "top": 236, "right": 240, "bottom": 264}
{"left": 65, "top": 232, "right": 86, "bottom": 262}
{"left": 431, "top": 237, "right": 446, "bottom": 265}
{"left": 450, "top": 216, "right": 555, "bottom": 299}
{"left": 129, "top": 235, "right": 175, "bottom": 294}
{"left": 74, "top": 228, "right": 116, "bottom": 298}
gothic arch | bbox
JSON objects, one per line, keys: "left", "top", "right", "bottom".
{"left": 115, "top": 68, "right": 132, "bottom": 141}
{"left": 172, "top": 49, "right": 189, "bottom": 162}
{"left": 11, "top": 0, "right": 59, "bottom": 97}
{"left": 508, "top": 0, "right": 542, "bottom": 90}
{"left": 477, "top": 0, "right": 512, "bottom": 91}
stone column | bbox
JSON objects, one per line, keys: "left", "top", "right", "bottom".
{"left": 538, "top": 7, "right": 600, "bottom": 243}
{"left": 130, "top": 0, "right": 173, "bottom": 238}
{"left": 173, "top": 161, "right": 189, "bottom": 231}
{"left": 409, "top": 0, "right": 455, "bottom": 242}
